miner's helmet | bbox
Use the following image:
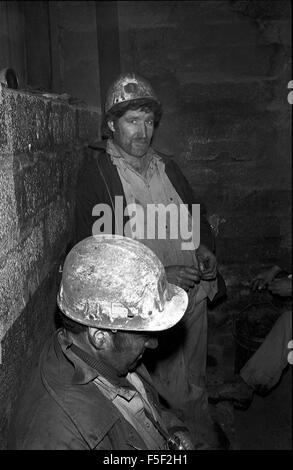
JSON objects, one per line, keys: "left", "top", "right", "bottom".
{"left": 104, "top": 72, "right": 161, "bottom": 115}
{"left": 57, "top": 235, "right": 188, "bottom": 331}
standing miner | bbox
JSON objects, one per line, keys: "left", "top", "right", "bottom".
{"left": 74, "top": 73, "right": 226, "bottom": 445}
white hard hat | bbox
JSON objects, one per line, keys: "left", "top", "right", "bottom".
{"left": 105, "top": 72, "right": 160, "bottom": 114}
{"left": 57, "top": 235, "right": 188, "bottom": 332}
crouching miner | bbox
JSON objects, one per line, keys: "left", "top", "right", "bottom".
{"left": 8, "top": 235, "right": 194, "bottom": 450}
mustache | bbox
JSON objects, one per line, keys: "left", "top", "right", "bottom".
{"left": 133, "top": 138, "right": 149, "bottom": 143}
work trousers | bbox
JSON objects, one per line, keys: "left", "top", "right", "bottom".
{"left": 240, "top": 310, "right": 292, "bottom": 391}
{"left": 145, "top": 297, "right": 211, "bottom": 443}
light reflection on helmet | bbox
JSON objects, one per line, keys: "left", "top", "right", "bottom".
{"left": 57, "top": 235, "right": 188, "bottom": 332}
{"left": 105, "top": 73, "right": 160, "bottom": 114}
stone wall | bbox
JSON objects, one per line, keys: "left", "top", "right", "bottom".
{"left": 47, "top": 1, "right": 101, "bottom": 108}
{"left": 1, "top": 1, "right": 102, "bottom": 109}
{"left": 0, "top": 1, "right": 26, "bottom": 87}
{"left": 0, "top": 84, "right": 100, "bottom": 449}
{"left": 118, "top": 0, "right": 292, "bottom": 284}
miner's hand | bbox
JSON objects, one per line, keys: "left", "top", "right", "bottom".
{"left": 196, "top": 244, "right": 217, "bottom": 280}
{"left": 165, "top": 265, "right": 201, "bottom": 291}
{"left": 268, "top": 277, "right": 292, "bottom": 297}
{"left": 250, "top": 265, "right": 282, "bottom": 291}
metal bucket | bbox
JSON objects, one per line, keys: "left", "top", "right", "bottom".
{"left": 233, "top": 301, "right": 280, "bottom": 373}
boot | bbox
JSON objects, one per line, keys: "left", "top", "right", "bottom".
{"left": 208, "top": 375, "right": 253, "bottom": 408}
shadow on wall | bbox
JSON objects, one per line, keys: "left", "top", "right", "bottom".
{"left": 0, "top": 263, "right": 60, "bottom": 449}
{"left": 0, "top": 82, "right": 101, "bottom": 449}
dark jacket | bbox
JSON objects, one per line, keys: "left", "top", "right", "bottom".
{"left": 8, "top": 330, "right": 184, "bottom": 450}
{"left": 74, "top": 142, "right": 215, "bottom": 250}
{"left": 73, "top": 142, "right": 226, "bottom": 300}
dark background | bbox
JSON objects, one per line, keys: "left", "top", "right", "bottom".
{"left": 0, "top": 0, "right": 291, "bottom": 449}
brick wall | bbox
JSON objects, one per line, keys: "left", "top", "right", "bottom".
{"left": 0, "top": 84, "right": 100, "bottom": 449}
{"left": 118, "top": 0, "right": 292, "bottom": 284}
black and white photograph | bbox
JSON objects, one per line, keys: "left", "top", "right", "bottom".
{"left": 0, "top": 0, "right": 291, "bottom": 455}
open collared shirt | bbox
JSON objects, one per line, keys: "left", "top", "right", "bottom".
{"left": 59, "top": 330, "right": 168, "bottom": 450}
{"left": 106, "top": 139, "right": 218, "bottom": 314}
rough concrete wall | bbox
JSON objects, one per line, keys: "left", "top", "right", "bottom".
{"left": 0, "top": 1, "right": 26, "bottom": 86}
{"left": 1, "top": 1, "right": 102, "bottom": 108}
{"left": 48, "top": 1, "right": 101, "bottom": 109}
{"left": 0, "top": 84, "right": 100, "bottom": 449}
{"left": 118, "top": 0, "right": 292, "bottom": 283}
{"left": 96, "top": 1, "right": 121, "bottom": 106}
{"left": 21, "top": 1, "right": 52, "bottom": 91}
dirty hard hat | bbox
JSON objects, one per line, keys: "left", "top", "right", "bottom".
{"left": 57, "top": 235, "right": 188, "bottom": 331}
{"left": 105, "top": 72, "right": 160, "bottom": 114}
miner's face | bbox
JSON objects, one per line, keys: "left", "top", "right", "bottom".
{"left": 101, "top": 330, "right": 158, "bottom": 376}
{"left": 109, "top": 108, "right": 155, "bottom": 158}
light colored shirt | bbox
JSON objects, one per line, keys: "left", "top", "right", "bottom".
{"left": 94, "top": 372, "right": 168, "bottom": 450}
{"left": 106, "top": 139, "right": 217, "bottom": 314}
